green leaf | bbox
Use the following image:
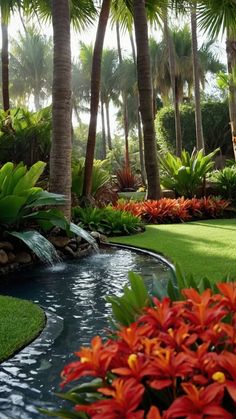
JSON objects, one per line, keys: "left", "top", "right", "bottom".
{"left": 13, "top": 161, "right": 46, "bottom": 194}
{"left": 0, "top": 195, "right": 27, "bottom": 224}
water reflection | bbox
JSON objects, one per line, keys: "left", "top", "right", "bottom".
{"left": 0, "top": 248, "right": 172, "bottom": 418}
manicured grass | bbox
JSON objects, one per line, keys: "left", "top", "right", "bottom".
{"left": 110, "top": 219, "right": 236, "bottom": 282}
{"left": 0, "top": 295, "right": 45, "bottom": 362}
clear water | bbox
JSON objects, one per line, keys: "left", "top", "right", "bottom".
{"left": 0, "top": 248, "right": 172, "bottom": 418}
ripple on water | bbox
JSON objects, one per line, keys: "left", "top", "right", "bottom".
{"left": 0, "top": 248, "right": 172, "bottom": 418}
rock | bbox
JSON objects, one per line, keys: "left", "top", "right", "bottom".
{"left": 91, "top": 231, "right": 107, "bottom": 243}
{"left": 49, "top": 236, "right": 70, "bottom": 248}
{"left": 161, "top": 189, "right": 176, "bottom": 199}
{"left": 15, "top": 251, "right": 32, "bottom": 264}
{"left": 76, "top": 236, "right": 82, "bottom": 245}
{"left": 68, "top": 242, "right": 77, "bottom": 251}
{"left": 64, "top": 246, "right": 76, "bottom": 257}
{"left": 0, "top": 241, "right": 14, "bottom": 251}
{"left": 0, "top": 249, "right": 8, "bottom": 265}
{"left": 7, "top": 252, "right": 16, "bottom": 263}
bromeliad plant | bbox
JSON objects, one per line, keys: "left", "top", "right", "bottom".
{"left": 42, "top": 282, "right": 236, "bottom": 418}
{"left": 114, "top": 197, "right": 229, "bottom": 224}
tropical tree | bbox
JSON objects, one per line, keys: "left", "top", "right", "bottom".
{"left": 133, "top": 0, "right": 161, "bottom": 199}
{"left": 1, "top": 0, "right": 21, "bottom": 111}
{"left": 49, "top": 0, "right": 72, "bottom": 219}
{"left": 101, "top": 48, "right": 119, "bottom": 152}
{"left": 198, "top": 0, "right": 236, "bottom": 160}
{"left": 10, "top": 27, "right": 53, "bottom": 110}
{"left": 82, "top": 0, "right": 111, "bottom": 199}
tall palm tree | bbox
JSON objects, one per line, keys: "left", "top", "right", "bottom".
{"left": 82, "top": 0, "right": 111, "bottom": 199}
{"left": 10, "top": 27, "right": 53, "bottom": 110}
{"left": 190, "top": 3, "right": 204, "bottom": 151}
{"left": 133, "top": 0, "right": 161, "bottom": 199}
{"left": 198, "top": 0, "right": 236, "bottom": 159}
{"left": 1, "top": 0, "right": 21, "bottom": 111}
{"left": 49, "top": 0, "right": 72, "bottom": 219}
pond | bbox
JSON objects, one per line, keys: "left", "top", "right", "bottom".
{"left": 0, "top": 246, "right": 173, "bottom": 418}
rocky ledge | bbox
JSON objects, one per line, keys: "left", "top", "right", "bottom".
{"left": 0, "top": 231, "right": 106, "bottom": 276}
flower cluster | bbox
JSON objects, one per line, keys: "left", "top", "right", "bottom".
{"left": 60, "top": 283, "right": 236, "bottom": 418}
{"left": 113, "top": 197, "right": 229, "bottom": 224}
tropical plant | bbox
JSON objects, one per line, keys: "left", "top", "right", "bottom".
{"left": 42, "top": 282, "right": 236, "bottom": 418}
{"left": 73, "top": 206, "right": 143, "bottom": 236}
{"left": 0, "top": 107, "right": 51, "bottom": 165}
{"left": 159, "top": 148, "right": 219, "bottom": 197}
{"left": 116, "top": 166, "right": 138, "bottom": 192}
{"left": 113, "top": 197, "right": 229, "bottom": 224}
{"left": 72, "top": 160, "right": 111, "bottom": 200}
{"left": 212, "top": 166, "right": 236, "bottom": 201}
{"left": 0, "top": 160, "right": 96, "bottom": 261}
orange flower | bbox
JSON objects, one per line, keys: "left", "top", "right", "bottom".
{"left": 61, "top": 336, "right": 118, "bottom": 385}
{"left": 165, "top": 383, "right": 230, "bottom": 418}
{"left": 75, "top": 378, "right": 145, "bottom": 418}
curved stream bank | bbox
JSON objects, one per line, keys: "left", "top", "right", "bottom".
{"left": 0, "top": 247, "right": 172, "bottom": 418}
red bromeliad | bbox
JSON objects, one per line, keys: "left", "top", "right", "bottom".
{"left": 58, "top": 285, "right": 236, "bottom": 418}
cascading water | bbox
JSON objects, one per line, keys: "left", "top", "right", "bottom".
{"left": 9, "top": 230, "right": 61, "bottom": 265}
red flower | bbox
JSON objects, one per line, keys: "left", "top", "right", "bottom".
{"left": 217, "top": 283, "right": 236, "bottom": 311}
{"left": 140, "top": 297, "right": 179, "bottom": 334}
{"left": 75, "top": 378, "right": 145, "bottom": 419}
{"left": 61, "top": 336, "right": 118, "bottom": 385}
{"left": 165, "top": 383, "right": 231, "bottom": 418}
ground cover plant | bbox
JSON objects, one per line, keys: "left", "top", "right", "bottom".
{"left": 114, "top": 197, "right": 229, "bottom": 224}
{"left": 43, "top": 283, "right": 236, "bottom": 418}
{"left": 110, "top": 220, "right": 236, "bottom": 282}
{"left": 73, "top": 206, "right": 144, "bottom": 236}
{"left": 0, "top": 295, "right": 45, "bottom": 362}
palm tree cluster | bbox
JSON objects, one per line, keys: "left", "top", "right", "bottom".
{"left": 0, "top": 0, "right": 236, "bottom": 218}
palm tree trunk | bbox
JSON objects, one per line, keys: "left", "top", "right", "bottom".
{"left": 1, "top": 19, "right": 10, "bottom": 111}
{"left": 163, "top": 13, "right": 182, "bottom": 156}
{"left": 105, "top": 100, "right": 112, "bottom": 150}
{"left": 116, "top": 21, "right": 130, "bottom": 169}
{"left": 226, "top": 32, "right": 236, "bottom": 160}
{"left": 133, "top": 0, "right": 161, "bottom": 199}
{"left": 190, "top": 6, "right": 205, "bottom": 152}
{"left": 82, "top": 0, "right": 111, "bottom": 197}
{"left": 130, "top": 30, "right": 146, "bottom": 185}
{"left": 50, "top": 0, "right": 72, "bottom": 219}
{"left": 100, "top": 97, "right": 106, "bottom": 159}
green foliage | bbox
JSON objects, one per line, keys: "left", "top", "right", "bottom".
{"left": 72, "top": 206, "right": 143, "bottom": 236}
{"left": 0, "top": 107, "right": 51, "bottom": 165}
{"left": 159, "top": 148, "right": 219, "bottom": 198}
{"left": 71, "top": 159, "right": 110, "bottom": 199}
{"left": 156, "top": 102, "right": 232, "bottom": 156}
{"left": 212, "top": 166, "right": 236, "bottom": 201}
{"left": 106, "top": 272, "right": 150, "bottom": 327}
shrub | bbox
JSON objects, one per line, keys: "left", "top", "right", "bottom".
{"left": 0, "top": 107, "right": 51, "bottom": 165}
{"left": 159, "top": 148, "right": 219, "bottom": 198}
{"left": 116, "top": 166, "right": 138, "bottom": 192}
{"left": 113, "top": 197, "right": 229, "bottom": 224}
{"left": 156, "top": 102, "right": 233, "bottom": 156}
{"left": 212, "top": 166, "right": 236, "bottom": 201}
{"left": 72, "top": 206, "right": 144, "bottom": 236}
{"left": 43, "top": 283, "right": 236, "bottom": 418}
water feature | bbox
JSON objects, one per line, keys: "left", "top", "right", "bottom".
{"left": 0, "top": 247, "right": 172, "bottom": 418}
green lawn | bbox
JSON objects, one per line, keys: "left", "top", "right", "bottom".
{"left": 110, "top": 219, "right": 236, "bottom": 282}
{"left": 0, "top": 295, "right": 45, "bottom": 362}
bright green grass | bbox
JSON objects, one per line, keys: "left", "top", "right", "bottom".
{"left": 0, "top": 295, "right": 45, "bottom": 362}
{"left": 110, "top": 219, "right": 236, "bottom": 282}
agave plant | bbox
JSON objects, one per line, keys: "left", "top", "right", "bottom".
{"left": 159, "top": 148, "right": 219, "bottom": 198}
{"left": 0, "top": 161, "right": 97, "bottom": 262}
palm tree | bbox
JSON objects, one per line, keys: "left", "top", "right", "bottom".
{"left": 101, "top": 48, "right": 119, "bottom": 152}
{"left": 82, "top": 0, "right": 111, "bottom": 199}
{"left": 198, "top": 0, "right": 236, "bottom": 159}
{"left": 190, "top": 3, "right": 204, "bottom": 151}
{"left": 10, "top": 27, "right": 53, "bottom": 110}
{"left": 49, "top": 0, "right": 72, "bottom": 219}
{"left": 1, "top": 0, "right": 21, "bottom": 111}
{"left": 133, "top": 0, "right": 161, "bottom": 199}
